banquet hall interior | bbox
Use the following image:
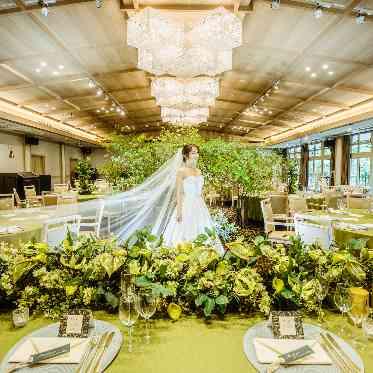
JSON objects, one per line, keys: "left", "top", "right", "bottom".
{"left": 0, "top": 0, "right": 373, "bottom": 372}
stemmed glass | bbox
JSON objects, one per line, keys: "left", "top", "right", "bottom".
{"left": 362, "top": 309, "right": 373, "bottom": 348}
{"left": 136, "top": 289, "right": 157, "bottom": 342}
{"left": 333, "top": 283, "right": 352, "bottom": 337}
{"left": 315, "top": 278, "right": 329, "bottom": 327}
{"left": 121, "top": 272, "right": 135, "bottom": 299}
{"left": 119, "top": 295, "right": 139, "bottom": 352}
{"left": 337, "top": 198, "right": 346, "bottom": 211}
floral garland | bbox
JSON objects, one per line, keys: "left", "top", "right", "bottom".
{"left": 0, "top": 229, "right": 371, "bottom": 320}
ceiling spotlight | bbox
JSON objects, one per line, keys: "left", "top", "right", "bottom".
{"left": 268, "top": 111, "right": 273, "bottom": 114}
{"left": 40, "top": 61, "right": 47, "bottom": 67}
{"left": 271, "top": 0, "right": 280, "bottom": 9}
{"left": 328, "top": 71, "right": 334, "bottom": 75}
{"left": 97, "top": 109, "right": 100, "bottom": 113}
{"left": 274, "top": 85, "right": 279, "bottom": 90}
{"left": 96, "top": 88, "right": 103, "bottom": 96}
{"left": 104, "top": 95, "right": 109, "bottom": 101}
{"left": 356, "top": 13, "right": 365, "bottom": 24}
{"left": 96, "top": 0, "right": 102, "bottom": 8}
{"left": 116, "top": 107, "right": 120, "bottom": 112}
{"left": 120, "top": 111, "right": 125, "bottom": 116}
{"left": 305, "top": 66, "right": 311, "bottom": 72}
{"left": 322, "top": 64, "right": 328, "bottom": 69}
{"left": 260, "top": 97, "right": 265, "bottom": 102}
{"left": 311, "top": 72, "right": 317, "bottom": 78}
{"left": 35, "top": 68, "right": 41, "bottom": 73}
{"left": 52, "top": 71, "right": 59, "bottom": 75}
{"left": 88, "top": 80, "right": 95, "bottom": 88}
{"left": 58, "top": 65, "right": 64, "bottom": 70}
{"left": 110, "top": 107, "right": 114, "bottom": 111}
{"left": 39, "top": 0, "right": 48, "bottom": 17}
{"left": 314, "top": 5, "right": 323, "bottom": 19}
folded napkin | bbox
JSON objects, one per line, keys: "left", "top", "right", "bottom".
{"left": 348, "top": 213, "right": 364, "bottom": 218}
{"left": 9, "top": 217, "right": 28, "bottom": 222}
{"left": 8, "top": 337, "right": 90, "bottom": 364}
{"left": 253, "top": 338, "right": 332, "bottom": 365}
{"left": 335, "top": 222, "right": 368, "bottom": 231}
{"left": 0, "top": 213, "right": 17, "bottom": 218}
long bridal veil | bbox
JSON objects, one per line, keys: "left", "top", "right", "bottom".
{"left": 11, "top": 148, "right": 184, "bottom": 244}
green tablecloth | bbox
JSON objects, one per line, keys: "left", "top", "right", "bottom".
{"left": 0, "top": 311, "right": 372, "bottom": 372}
{"left": 77, "top": 194, "right": 105, "bottom": 202}
{"left": 301, "top": 209, "right": 373, "bottom": 250}
{"left": 0, "top": 213, "right": 42, "bottom": 247}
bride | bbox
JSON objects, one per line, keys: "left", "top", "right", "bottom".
{"left": 162, "top": 144, "right": 224, "bottom": 254}
{"left": 62, "top": 144, "right": 224, "bottom": 254}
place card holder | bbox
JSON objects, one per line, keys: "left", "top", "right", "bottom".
{"left": 58, "top": 309, "right": 90, "bottom": 338}
{"left": 271, "top": 311, "right": 304, "bottom": 339}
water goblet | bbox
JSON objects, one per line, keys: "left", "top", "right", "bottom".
{"left": 315, "top": 279, "right": 329, "bottom": 326}
{"left": 119, "top": 295, "right": 139, "bottom": 352}
{"left": 121, "top": 272, "right": 135, "bottom": 300}
{"left": 349, "top": 301, "right": 369, "bottom": 350}
{"left": 136, "top": 289, "right": 157, "bottom": 342}
{"left": 362, "top": 309, "right": 373, "bottom": 351}
{"left": 333, "top": 283, "right": 352, "bottom": 337}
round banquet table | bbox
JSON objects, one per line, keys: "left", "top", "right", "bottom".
{"left": 295, "top": 208, "right": 373, "bottom": 250}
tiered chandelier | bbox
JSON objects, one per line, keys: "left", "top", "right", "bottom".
{"left": 128, "top": 7, "right": 241, "bottom": 78}
{"left": 127, "top": 7, "right": 242, "bottom": 125}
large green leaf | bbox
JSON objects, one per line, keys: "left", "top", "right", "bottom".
{"left": 13, "top": 260, "right": 37, "bottom": 283}
{"left": 203, "top": 297, "right": 215, "bottom": 317}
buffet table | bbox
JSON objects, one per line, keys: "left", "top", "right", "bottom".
{"left": 0, "top": 311, "right": 372, "bottom": 372}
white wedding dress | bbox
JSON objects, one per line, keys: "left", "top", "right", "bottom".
{"left": 163, "top": 174, "right": 224, "bottom": 255}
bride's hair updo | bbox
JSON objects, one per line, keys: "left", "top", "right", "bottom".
{"left": 182, "top": 144, "right": 199, "bottom": 162}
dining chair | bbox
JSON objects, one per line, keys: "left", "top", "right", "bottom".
{"left": 260, "top": 198, "right": 295, "bottom": 245}
{"left": 294, "top": 215, "right": 332, "bottom": 249}
{"left": 42, "top": 192, "right": 59, "bottom": 207}
{"left": 269, "top": 194, "right": 289, "bottom": 220}
{"left": 288, "top": 196, "right": 308, "bottom": 214}
{"left": 346, "top": 196, "right": 371, "bottom": 209}
{"left": 43, "top": 214, "right": 81, "bottom": 249}
{"left": 0, "top": 194, "right": 15, "bottom": 210}
{"left": 13, "top": 188, "right": 24, "bottom": 208}
{"left": 53, "top": 183, "right": 70, "bottom": 194}
{"left": 324, "top": 192, "right": 343, "bottom": 209}
{"left": 80, "top": 199, "right": 105, "bottom": 237}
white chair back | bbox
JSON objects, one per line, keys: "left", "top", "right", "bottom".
{"left": 288, "top": 196, "right": 308, "bottom": 214}
{"left": 260, "top": 198, "right": 274, "bottom": 233}
{"left": 54, "top": 184, "right": 69, "bottom": 193}
{"left": 347, "top": 196, "right": 371, "bottom": 209}
{"left": 294, "top": 215, "right": 332, "bottom": 249}
{"left": 43, "top": 215, "right": 81, "bottom": 248}
{"left": 0, "top": 194, "right": 14, "bottom": 210}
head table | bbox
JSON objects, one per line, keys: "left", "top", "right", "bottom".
{"left": 0, "top": 311, "right": 372, "bottom": 373}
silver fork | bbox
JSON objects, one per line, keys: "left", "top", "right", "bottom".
{"left": 76, "top": 332, "right": 100, "bottom": 373}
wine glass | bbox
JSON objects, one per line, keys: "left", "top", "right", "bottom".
{"left": 136, "top": 289, "right": 157, "bottom": 342}
{"left": 119, "top": 295, "right": 139, "bottom": 352}
{"left": 121, "top": 272, "right": 135, "bottom": 300}
{"left": 333, "top": 283, "right": 352, "bottom": 337}
{"left": 362, "top": 309, "right": 373, "bottom": 347}
{"left": 315, "top": 278, "right": 329, "bottom": 326}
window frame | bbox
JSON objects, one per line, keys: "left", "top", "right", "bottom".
{"left": 349, "top": 132, "right": 372, "bottom": 187}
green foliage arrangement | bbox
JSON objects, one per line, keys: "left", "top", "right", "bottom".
{"left": 0, "top": 231, "right": 371, "bottom": 320}
{"left": 100, "top": 128, "right": 285, "bottom": 195}
{"left": 75, "top": 158, "right": 95, "bottom": 195}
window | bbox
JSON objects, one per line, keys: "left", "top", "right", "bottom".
{"left": 307, "top": 142, "right": 331, "bottom": 191}
{"left": 350, "top": 132, "right": 372, "bottom": 186}
{"left": 287, "top": 146, "right": 301, "bottom": 186}
{"left": 31, "top": 155, "right": 45, "bottom": 175}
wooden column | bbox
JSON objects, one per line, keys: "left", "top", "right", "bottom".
{"left": 60, "top": 143, "right": 66, "bottom": 183}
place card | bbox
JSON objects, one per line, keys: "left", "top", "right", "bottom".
{"left": 271, "top": 311, "right": 304, "bottom": 339}
{"left": 31, "top": 344, "right": 70, "bottom": 364}
{"left": 58, "top": 309, "right": 90, "bottom": 338}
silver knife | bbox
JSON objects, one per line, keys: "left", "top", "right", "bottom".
{"left": 82, "top": 332, "right": 109, "bottom": 373}
{"left": 92, "top": 332, "right": 115, "bottom": 373}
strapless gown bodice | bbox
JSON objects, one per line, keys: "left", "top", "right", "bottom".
{"left": 162, "top": 174, "right": 224, "bottom": 254}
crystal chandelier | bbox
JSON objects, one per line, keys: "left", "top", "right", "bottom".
{"left": 151, "top": 77, "right": 219, "bottom": 108}
{"left": 127, "top": 7, "right": 242, "bottom": 77}
{"left": 161, "top": 107, "right": 209, "bottom": 125}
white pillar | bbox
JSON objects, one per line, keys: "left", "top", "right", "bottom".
{"left": 334, "top": 136, "right": 343, "bottom": 185}
{"left": 60, "top": 143, "right": 66, "bottom": 183}
{"left": 24, "top": 143, "right": 31, "bottom": 172}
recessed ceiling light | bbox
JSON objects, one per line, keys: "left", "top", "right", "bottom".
{"left": 97, "top": 109, "right": 100, "bottom": 113}
{"left": 96, "top": 88, "right": 103, "bottom": 96}
{"left": 52, "top": 71, "right": 59, "bottom": 75}
{"left": 268, "top": 111, "right": 273, "bottom": 114}
{"left": 110, "top": 107, "right": 114, "bottom": 111}
{"left": 322, "top": 64, "right": 329, "bottom": 70}
{"left": 314, "top": 6, "right": 323, "bottom": 18}
{"left": 311, "top": 73, "right": 317, "bottom": 78}
{"left": 35, "top": 68, "right": 41, "bottom": 73}
{"left": 58, "top": 65, "right": 64, "bottom": 70}
{"left": 40, "top": 62, "right": 47, "bottom": 67}
{"left": 328, "top": 71, "right": 334, "bottom": 75}
{"left": 305, "top": 67, "right": 311, "bottom": 72}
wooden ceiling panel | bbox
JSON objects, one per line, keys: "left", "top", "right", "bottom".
{"left": 112, "top": 87, "right": 151, "bottom": 102}
{"left": 124, "top": 99, "right": 157, "bottom": 110}
{"left": 72, "top": 44, "right": 138, "bottom": 74}
{"left": 0, "top": 14, "right": 61, "bottom": 60}
{"left": 0, "top": 65, "right": 26, "bottom": 86}
{"left": 32, "top": 0, "right": 125, "bottom": 48}
{"left": 25, "top": 100, "right": 72, "bottom": 114}
{"left": 97, "top": 70, "right": 148, "bottom": 90}
{"left": 318, "top": 90, "right": 371, "bottom": 106}
{"left": 0, "top": 86, "right": 52, "bottom": 102}
{"left": 307, "top": 17, "right": 373, "bottom": 65}
{"left": 342, "top": 68, "right": 373, "bottom": 90}
{"left": 241, "top": 1, "right": 340, "bottom": 50}
{"left": 44, "top": 78, "right": 93, "bottom": 97}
